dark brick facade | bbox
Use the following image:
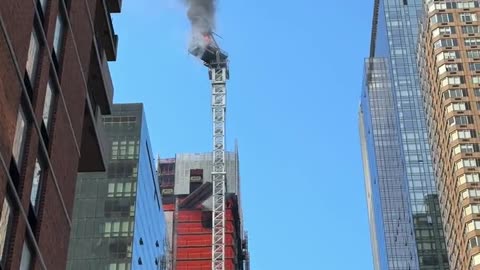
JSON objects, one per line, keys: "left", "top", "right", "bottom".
{"left": 0, "top": 0, "right": 121, "bottom": 269}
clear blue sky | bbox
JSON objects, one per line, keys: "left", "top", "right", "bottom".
{"left": 110, "top": 0, "right": 374, "bottom": 269}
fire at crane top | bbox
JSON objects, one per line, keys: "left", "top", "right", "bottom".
{"left": 188, "top": 33, "right": 227, "bottom": 66}
{"left": 182, "top": 0, "right": 227, "bottom": 65}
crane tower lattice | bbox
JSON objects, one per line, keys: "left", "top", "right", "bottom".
{"left": 189, "top": 35, "right": 229, "bottom": 270}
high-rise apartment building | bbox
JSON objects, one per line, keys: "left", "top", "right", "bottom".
{"left": 418, "top": 1, "right": 480, "bottom": 269}
{"left": 0, "top": 1, "right": 120, "bottom": 269}
{"left": 158, "top": 152, "right": 249, "bottom": 270}
{"left": 67, "top": 104, "right": 169, "bottom": 270}
{"left": 359, "top": 0, "right": 449, "bottom": 269}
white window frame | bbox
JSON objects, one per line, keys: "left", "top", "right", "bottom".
{"left": 461, "top": 13, "right": 478, "bottom": 22}
{"left": 468, "top": 50, "right": 480, "bottom": 58}
{"left": 441, "top": 76, "right": 462, "bottom": 86}
{"left": 465, "top": 38, "right": 480, "bottom": 46}
{"left": 26, "top": 30, "right": 40, "bottom": 85}
{"left": 12, "top": 107, "right": 27, "bottom": 166}
{"left": 19, "top": 242, "right": 32, "bottom": 270}
{"left": 0, "top": 198, "right": 12, "bottom": 265}
{"left": 53, "top": 13, "right": 65, "bottom": 57}
{"left": 457, "top": 1, "right": 476, "bottom": 9}
{"left": 446, "top": 102, "right": 467, "bottom": 113}
{"left": 437, "top": 51, "right": 458, "bottom": 62}
{"left": 473, "top": 76, "right": 480, "bottom": 84}
{"left": 458, "top": 173, "right": 480, "bottom": 186}
{"left": 451, "top": 130, "right": 473, "bottom": 142}
{"left": 30, "top": 159, "right": 43, "bottom": 212}
{"left": 42, "top": 81, "right": 54, "bottom": 130}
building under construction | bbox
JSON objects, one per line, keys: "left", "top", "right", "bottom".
{"left": 158, "top": 152, "right": 250, "bottom": 270}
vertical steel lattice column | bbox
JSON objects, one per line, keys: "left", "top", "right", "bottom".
{"left": 210, "top": 63, "right": 227, "bottom": 270}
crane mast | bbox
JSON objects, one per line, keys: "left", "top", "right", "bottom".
{"left": 210, "top": 54, "right": 227, "bottom": 270}
{"left": 189, "top": 35, "right": 229, "bottom": 270}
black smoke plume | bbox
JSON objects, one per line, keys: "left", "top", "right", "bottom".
{"left": 185, "top": 0, "right": 216, "bottom": 48}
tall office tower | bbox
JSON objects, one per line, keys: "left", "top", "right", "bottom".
{"left": 158, "top": 152, "right": 250, "bottom": 270}
{"left": 66, "top": 104, "right": 169, "bottom": 270}
{"left": 418, "top": 1, "right": 480, "bottom": 269}
{"left": 0, "top": 1, "right": 121, "bottom": 269}
{"left": 359, "top": 0, "right": 450, "bottom": 269}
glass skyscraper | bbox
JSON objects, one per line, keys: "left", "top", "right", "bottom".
{"left": 359, "top": 0, "right": 449, "bottom": 269}
{"left": 66, "top": 104, "right": 168, "bottom": 270}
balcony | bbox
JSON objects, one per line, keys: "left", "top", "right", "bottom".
{"left": 78, "top": 101, "right": 107, "bottom": 172}
{"left": 96, "top": 0, "right": 119, "bottom": 61}
{"left": 105, "top": 0, "right": 122, "bottom": 13}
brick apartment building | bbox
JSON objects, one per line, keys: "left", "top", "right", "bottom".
{"left": 0, "top": 0, "right": 121, "bottom": 269}
{"left": 419, "top": 1, "right": 480, "bottom": 268}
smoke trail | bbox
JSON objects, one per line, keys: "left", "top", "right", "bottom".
{"left": 184, "top": 0, "right": 216, "bottom": 48}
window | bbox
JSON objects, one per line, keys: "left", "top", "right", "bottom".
{"left": 30, "top": 159, "right": 44, "bottom": 212}
{"left": 120, "top": 141, "right": 126, "bottom": 157}
{"left": 19, "top": 242, "right": 32, "bottom": 270}
{"left": 53, "top": 13, "right": 65, "bottom": 60}
{"left": 464, "top": 204, "right": 480, "bottom": 216}
{"left": 42, "top": 81, "right": 54, "bottom": 132}
{"left": 432, "top": 26, "right": 455, "bottom": 37}
{"left": 451, "top": 130, "right": 475, "bottom": 142}
{"left": 111, "top": 141, "right": 118, "bottom": 159}
{"left": 12, "top": 107, "right": 27, "bottom": 166}
{"left": 453, "top": 143, "right": 478, "bottom": 155}
{"left": 103, "top": 116, "right": 137, "bottom": 126}
{"left": 26, "top": 31, "right": 40, "bottom": 85}
{"left": 38, "top": 0, "right": 48, "bottom": 13}
{"left": 456, "top": 158, "right": 478, "bottom": 169}
{"left": 475, "top": 88, "right": 480, "bottom": 96}
{"left": 104, "top": 198, "right": 134, "bottom": 218}
{"left": 443, "top": 88, "right": 467, "bottom": 99}
{"left": 457, "top": 1, "right": 477, "bottom": 9}
{"left": 473, "top": 76, "right": 480, "bottom": 84}
{"left": 470, "top": 236, "right": 480, "bottom": 250}
{"left": 103, "top": 221, "right": 134, "bottom": 237}
{"left": 434, "top": 38, "right": 458, "bottom": 48}
{"left": 473, "top": 253, "right": 480, "bottom": 266}
{"left": 470, "top": 63, "right": 480, "bottom": 71}
{"left": 0, "top": 198, "right": 12, "bottom": 266}
{"left": 447, "top": 115, "right": 473, "bottom": 126}
{"left": 111, "top": 140, "right": 139, "bottom": 160}
{"left": 428, "top": 2, "right": 447, "bottom": 12}
{"left": 461, "top": 13, "right": 478, "bottom": 22}
{"left": 467, "top": 220, "right": 480, "bottom": 232}
{"left": 468, "top": 50, "right": 480, "bottom": 58}
{"left": 446, "top": 102, "right": 469, "bottom": 113}
{"left": 127, "top": 141, "right": 135, "bottom": 158}
{"left": 465, "top": 37, "right": 480, "bottom": 46}
{"left": 42, "top": 81, "right": 55, "bottom": 130}
{"left": 438, "top": 63, "right": 461, "bottom": 75}
{"left": 430, "top": 13, "right": 454, "bottom": 25}
{"left": 463, "top": 25, "right": 480, "bottom": 34}
{"left": 441, "top": 76, "right": 463, "bottom": 86}
{"left": 462, "top": 189, "right": 480, "bottom": 200}
{"left": 458, "top": 173, "right": 480, "bottom": 186}
{"left": 107, "top": 182, "right": 135, "bottom": 198}
{"left": 436, "top": 51, "right": 459, "bottom": 62}
{"left": 108, "top": 263, "right": 130, "bottom": 270}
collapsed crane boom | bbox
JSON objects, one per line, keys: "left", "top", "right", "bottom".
{"left": 189, "top": 34, "right": 229, "bottom": 270}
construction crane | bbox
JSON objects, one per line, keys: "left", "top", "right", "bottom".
{"left": 189, "top": 33, "right": 229, "bottom": 270}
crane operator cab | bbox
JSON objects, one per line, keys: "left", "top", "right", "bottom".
{"left": 189, "top": 33, "right": 228, "bottom": 68}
